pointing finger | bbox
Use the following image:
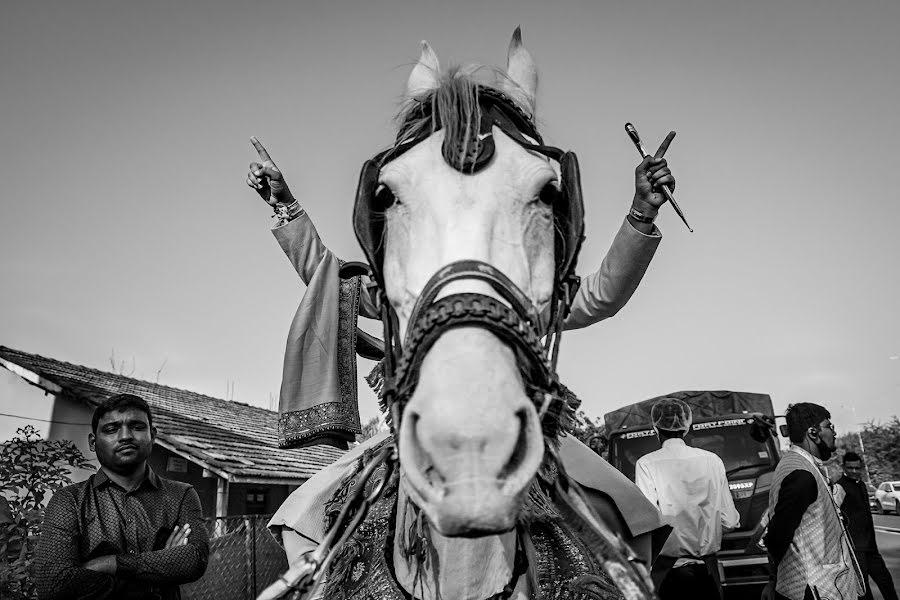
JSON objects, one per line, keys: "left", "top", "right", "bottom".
{"left": 654, "top": 131, "right": 676, "bottom": 158}
{"left": 250, "top": 136, "right": 273, "bottom": 164}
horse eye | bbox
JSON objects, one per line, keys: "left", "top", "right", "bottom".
{"left": 538, "top": 181, "right": 561, "bottom": 205}
{"left": 375, "top": 183, "right": 397, "bottom": 208}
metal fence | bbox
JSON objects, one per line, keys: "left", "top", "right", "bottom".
{"left": 182, "top": 514, "right": 287, "bottom": 600}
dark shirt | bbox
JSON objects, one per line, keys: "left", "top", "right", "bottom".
{"left": 765, "top": 469, "right": 817, "bottom": 569}
{"left": 33, "top": 467, "right": 209, "bottom": 600}
{"left": 834, "top": 475, "right": 876, "bottom": 551}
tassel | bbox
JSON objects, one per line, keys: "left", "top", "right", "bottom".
{"left": 366, "top": 359, "right": 386, "bottom": 398}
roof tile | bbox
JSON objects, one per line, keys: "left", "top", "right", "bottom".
{"left": 0, "top": 346, "right": 346, "bottom": 481}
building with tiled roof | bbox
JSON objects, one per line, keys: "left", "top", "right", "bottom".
{"left": 0, "top": 345, "right": 346, "bottom": 517}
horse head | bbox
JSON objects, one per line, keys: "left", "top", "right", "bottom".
{"left": 354, "top": 28, "right": 584, "bottom": 538}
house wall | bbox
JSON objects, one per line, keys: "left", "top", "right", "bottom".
{"left": 147, "top": 445, "right": 220, "bottom": 518}
{"left": 0, "top": 367, "right": 56, "bottom": 442}
{"left": 226, "top": 482, "right": 294, "bottom": 517}
{"left": 47, "top": 394, "right": 98, "bottom": 481}
{"left": 147, "top": 446, "right": 300, "bottom": 519}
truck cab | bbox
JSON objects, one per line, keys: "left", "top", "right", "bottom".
{"left": 605, "top": 391, "right": 781, "bottom": 589}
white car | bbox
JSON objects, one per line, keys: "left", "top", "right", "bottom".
{"left": 874, "top": 481, "right": 900, "bottom": 515}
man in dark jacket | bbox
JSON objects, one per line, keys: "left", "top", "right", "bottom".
{"left": 833, "top": 451, "right": 898, "bottom": 600}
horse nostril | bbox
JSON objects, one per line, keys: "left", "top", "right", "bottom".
{"left": 407, "top": 412, "right": 446, "bottom": 491}
{"left": 497, "top": 410, "right": 530, "bottom": 484}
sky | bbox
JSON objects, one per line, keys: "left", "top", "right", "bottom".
{"left": 1, "top": 0, "right": 898, "bottom": 443}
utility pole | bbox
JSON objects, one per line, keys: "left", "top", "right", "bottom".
{"left": 850, "top": 404, "right": 873, "bottom": 484}
{"left": 857, "top": 427, "right": 873, "bottom": 484}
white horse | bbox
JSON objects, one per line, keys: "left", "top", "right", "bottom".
{"left": 262, "top": 28, "right": 667, "bottom": 600}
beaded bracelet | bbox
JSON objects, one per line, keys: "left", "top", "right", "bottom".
{"left": 273, "top": 200, "right": 303, "bottom": 226}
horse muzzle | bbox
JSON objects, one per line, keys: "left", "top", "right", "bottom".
{"left": 397, "top": 328, "right": 546, "bottom": 536}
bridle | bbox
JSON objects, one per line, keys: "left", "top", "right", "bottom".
{"left": 350, "top": 85, "right": 586, "bottom": 436}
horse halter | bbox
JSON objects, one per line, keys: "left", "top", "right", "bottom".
{"left": 351, "top": 85, "right": 586, "bottom": 433}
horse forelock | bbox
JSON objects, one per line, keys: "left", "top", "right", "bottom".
{"left": 392, "top": 65, "right": 537, "bottom": 165}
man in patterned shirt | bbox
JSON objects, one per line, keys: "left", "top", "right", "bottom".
{"left": 33, "top": 394, "right": 209, "bottom": 600}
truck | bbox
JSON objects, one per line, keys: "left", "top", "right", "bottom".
{"left": 604, "top": 390, "right": 780, "bottom": 589}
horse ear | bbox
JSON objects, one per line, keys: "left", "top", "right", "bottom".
{"left": 406, "top": 41, "right": 441, "bottom": 99}
{"left": 502, "top": 26, "right": 538, "bottom": 115}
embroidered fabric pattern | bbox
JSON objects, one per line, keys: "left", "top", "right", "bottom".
{"left": 278, "top": 402, "right": 362, "bottom": 446}
{"left": 336, "top": 271, "right": 363, "bottom": 434}
{"left": 320, "top": 439, "right": 620, "bottom": 600}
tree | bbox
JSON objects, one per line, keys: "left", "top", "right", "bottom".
{"left": 357, "top": 414, "right": 386, "bottom": 443}
{"left": 832, "top": 417, "right": 900, "bottom": 484}
{"left": 570, "top": 410, "right": 608, "bottom": 458}
{"left": 0, "top": 425, "right": 95, "bottom": 600}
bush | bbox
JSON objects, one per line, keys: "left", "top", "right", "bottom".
{"left": 0, "top": 425, "right": 95, "bottom": 600}
{"left": 571, "top": 410, "right": 608, "bottom": 457}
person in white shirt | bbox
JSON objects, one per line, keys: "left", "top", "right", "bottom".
{"left": 635, "top": 398, "right": 740, "bottom": 600}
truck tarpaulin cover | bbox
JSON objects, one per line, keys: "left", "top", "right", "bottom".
{"left": 604, "top": 390, "right": 774, "bottom": 433}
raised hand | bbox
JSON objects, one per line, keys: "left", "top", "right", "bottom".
{"left": 247, "top": 136, "right": 295, "bottom": 207}
{"left": 633, "top": 131, "right": 676, "bottom": 214}
{"left": 164, "top": 523, "right": 192, "bottom": 549}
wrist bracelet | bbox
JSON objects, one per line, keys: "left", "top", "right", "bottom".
{"left": 273, "top": 200, "right": 303, "bottom": 223}
{"left": 628, "top": 206, "right": 656, "bottom": 224}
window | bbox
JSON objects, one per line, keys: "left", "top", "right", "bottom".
{"left": 245, "top": 488, "right": 268, "bottom": 514}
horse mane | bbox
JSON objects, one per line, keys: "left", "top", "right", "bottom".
{"left": 391, "top": 66, "right": 535, "bottom": 164}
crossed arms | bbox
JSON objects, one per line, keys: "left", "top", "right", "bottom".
{"left": 33, "top": 487, "right": 209, "bottom": 600}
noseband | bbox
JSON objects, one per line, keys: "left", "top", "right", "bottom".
{"left": 350, "top": 85, "right": 586, "bottom": 435}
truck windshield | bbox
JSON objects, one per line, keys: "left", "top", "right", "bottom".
{"left": 610, "top": 419, "right": 777, "bottom": 482}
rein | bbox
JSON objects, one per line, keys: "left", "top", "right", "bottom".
{"left": 257, "top": 443, "right": 397, "bottom": 600}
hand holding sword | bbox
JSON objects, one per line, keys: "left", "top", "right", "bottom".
{"left": 625, "top": 123, "right": 693, "bottom": 232}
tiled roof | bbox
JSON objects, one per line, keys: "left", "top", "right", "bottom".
{"left": 0, "top": 346, "right": 345, "bottom": 482}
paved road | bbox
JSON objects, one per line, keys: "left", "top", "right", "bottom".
{"left": 872, "top": 514, "right": 900, "bottom": 600}
{"left": 725, "top": 514, "right": 900, "bottom": 600}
